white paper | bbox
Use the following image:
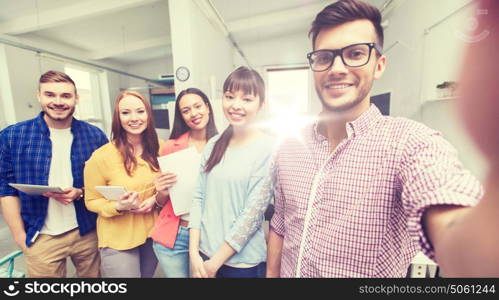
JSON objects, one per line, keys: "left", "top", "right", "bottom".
{"left": 95, "top": 186, "right": 127, "bottom": 201}
{"left": 158, "top": 146, "right": 201, "bottom": 216}
{"left": 9, "top": 183, "right": 64, "bottom": 195}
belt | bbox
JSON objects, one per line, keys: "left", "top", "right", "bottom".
{"left": 179, "top": 219, "right": 189, "bottom": 227}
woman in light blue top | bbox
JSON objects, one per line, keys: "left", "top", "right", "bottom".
{"left": 189, "top": 66, "right": 275, "bottom": 278}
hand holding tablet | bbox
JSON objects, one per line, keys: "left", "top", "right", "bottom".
{"left": 95, "top": 186, "right": 128, "bottom": 201}
{"left": 8, "top": 183, "right": 65, "bottom": 196}
{"left": 95, "top": 186, "right": 143, "bottom": 211}
{"left": 115, "top": 191, "right": 140, "bottom": 211}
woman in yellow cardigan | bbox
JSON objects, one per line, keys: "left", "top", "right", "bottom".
{"left": 84, "top": 90, "right": 164, "bottom": 277}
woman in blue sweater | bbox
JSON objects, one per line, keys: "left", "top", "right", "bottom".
{"left": 188, "top": 66, "right": 275, "bottom": 278}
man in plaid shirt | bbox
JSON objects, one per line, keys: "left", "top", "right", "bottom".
{"left": 267, "top": 0, "right": 487, "bottom": 277}
{"left": 0, "top": 70, "right": 108, "bottom": 277}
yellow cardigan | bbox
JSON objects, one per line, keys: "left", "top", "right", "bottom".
{"left": 84, "top": 141, "right": 163, "bottom": 250}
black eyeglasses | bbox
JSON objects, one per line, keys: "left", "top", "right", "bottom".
{"left": 307, "top": 42, "right": 383, "bottom": 72}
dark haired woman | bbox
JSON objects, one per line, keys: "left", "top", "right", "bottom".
{"left": 189, "top": 67, "right": 276, "bottom": 278}
{"left": 84, "top": 90, "right": 163, "bottom": 277}
{"left": 150, "top": 88, "right": 218, "bottom": 277}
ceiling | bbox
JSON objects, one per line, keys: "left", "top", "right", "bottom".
{"left": 0, "top": 0, "right": 171, "bottom": 65}
{"left": 0, "top": 0, "right": 389, "bottom": 67}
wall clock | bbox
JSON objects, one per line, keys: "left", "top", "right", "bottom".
{"left": 175, "top": 66, "right": 190, "bottom": 82}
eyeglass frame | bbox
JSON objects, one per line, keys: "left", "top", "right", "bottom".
{"left": 306, "top": 42, "right": 383, "bottom": 72}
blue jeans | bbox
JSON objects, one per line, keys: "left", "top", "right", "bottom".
{"left": 199, "top": 252, "right": 266, "bottom": 278}
{"left": 152, "top": 226, "right": 190, "bottom": 278}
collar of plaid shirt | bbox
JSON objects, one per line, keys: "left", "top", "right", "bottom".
{"left": 35, "top": 111, "right": 82, "bottom": 136}
{"left": 313, "top": 105, "right": 381, "bottom": 143}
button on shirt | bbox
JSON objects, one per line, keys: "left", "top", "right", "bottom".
{"left": 0, "top": 112, "right": 108, "bottom": 246}
{"left": 270, "top": 105, "right": 483, "bottom": 277}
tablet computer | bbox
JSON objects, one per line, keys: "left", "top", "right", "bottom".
{"left": 8, "top": 183, "right": 65, "bottom": 196}
{"left": 95, "top": 186, "right": 127, "bottom": 201}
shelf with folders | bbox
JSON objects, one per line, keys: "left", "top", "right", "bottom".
{"left": 150, "top": 77, "right": 176, "bottom": 106}
{"left": 150, "top": 77, "right": 175, "bottom": 130}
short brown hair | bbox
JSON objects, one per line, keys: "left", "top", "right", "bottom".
{"left": 309, "top": 0, "right": 384, "bottom": 49}
{"left": 39, "top": 70, "right": 77, "bottom": 94}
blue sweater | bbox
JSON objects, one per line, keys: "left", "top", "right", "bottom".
{"left": 189, "top": 133, "right": 276, "bottom": 265}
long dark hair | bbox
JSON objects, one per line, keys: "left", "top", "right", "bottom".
{"left": 169, "top": 88, "right": 218, "bottom": 140}
{"left": 204, "top": 66, "right": 265, "bottom": 173}
{"left": 111, "top": 90, "right": 160, "bottom": 176}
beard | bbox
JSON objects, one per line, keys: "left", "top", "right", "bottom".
{"left": 316, "top": 79, "right": 374, "bottom": 113}
{"left": 43, "top": 106, "right": 76, "bottom": 122}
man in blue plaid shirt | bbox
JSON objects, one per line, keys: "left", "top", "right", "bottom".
{"left": 0, "top": 70, "right": 108, "bottom": 277}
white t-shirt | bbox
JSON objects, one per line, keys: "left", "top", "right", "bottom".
{"left": 40, "top": 128, "right": 78, "bottom": 235}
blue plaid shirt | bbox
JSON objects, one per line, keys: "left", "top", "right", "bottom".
{"left": 0, "top": 112, "right": 108, "bottom": 246}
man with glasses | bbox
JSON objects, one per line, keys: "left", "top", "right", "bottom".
{"left": 267, "top": 0, "right": 483, "bottom": 277}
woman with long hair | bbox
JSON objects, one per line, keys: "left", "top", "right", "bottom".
{"left": 150, "top": 88, "right": 218, "bottom": 277}
{"left": 84, "top": 90, "right": 163, "bottom": 277}
{"left": 189, "top": 67, "right": 275, "bottom": 278}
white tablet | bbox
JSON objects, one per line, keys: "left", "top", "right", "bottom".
{"left": 95, "top": 186, "right": 127, "bottom": 201}
{"left": 8, "top": 183, "right": 65, "bottom": 196}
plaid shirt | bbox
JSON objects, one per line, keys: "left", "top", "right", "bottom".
{"left": 270, "top": 105, "right": 482, "bottom": 277}
{"left": 0, "top": 112, "right": 108, "bottom": 246}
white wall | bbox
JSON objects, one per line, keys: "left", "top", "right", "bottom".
{"left": 234, "top": 32, "right": 311, "bottom": 69}
{"left": 0, "top": 92, "right": 4, "bottom": 128}
{"left": 373, "top": 0, "right": 472, "bottom": 119}
{"left": 168, "top": 0, "right": 237, "bottom": 132}
{"left": 126, "top": 56, "right": 173, "bottom": 90}
{"left": 106, "top": 71, "right": 131, "bottom": 104}
{"left": 2, "top": 44, "right": 51, "bottom": 122}
{"left": 233, "top": 32, "right": 322, "bottom": 120}
{"left": 0, "top": 92, "right": 7, "bottom": 129}
{"left": 0, "top": 31, "right": 132, "bottom": 122}
{"left": 373, "top": 0, "right": 485, "bottom": 179}
{"left": 0, "top": 45, "right": 15, "bottom": 129}
{"left": 0, "top": 42, "right": 174, "bottom": 142}
{"left": 0, "top": 42, "right": 129, "bottom": 134}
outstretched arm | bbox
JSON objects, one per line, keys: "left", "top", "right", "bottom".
{"left": 424, "top": 176, "right": 499, "bottom": 277}
{"left": 427, "top": 0, "right": 499, "bottom": 277}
